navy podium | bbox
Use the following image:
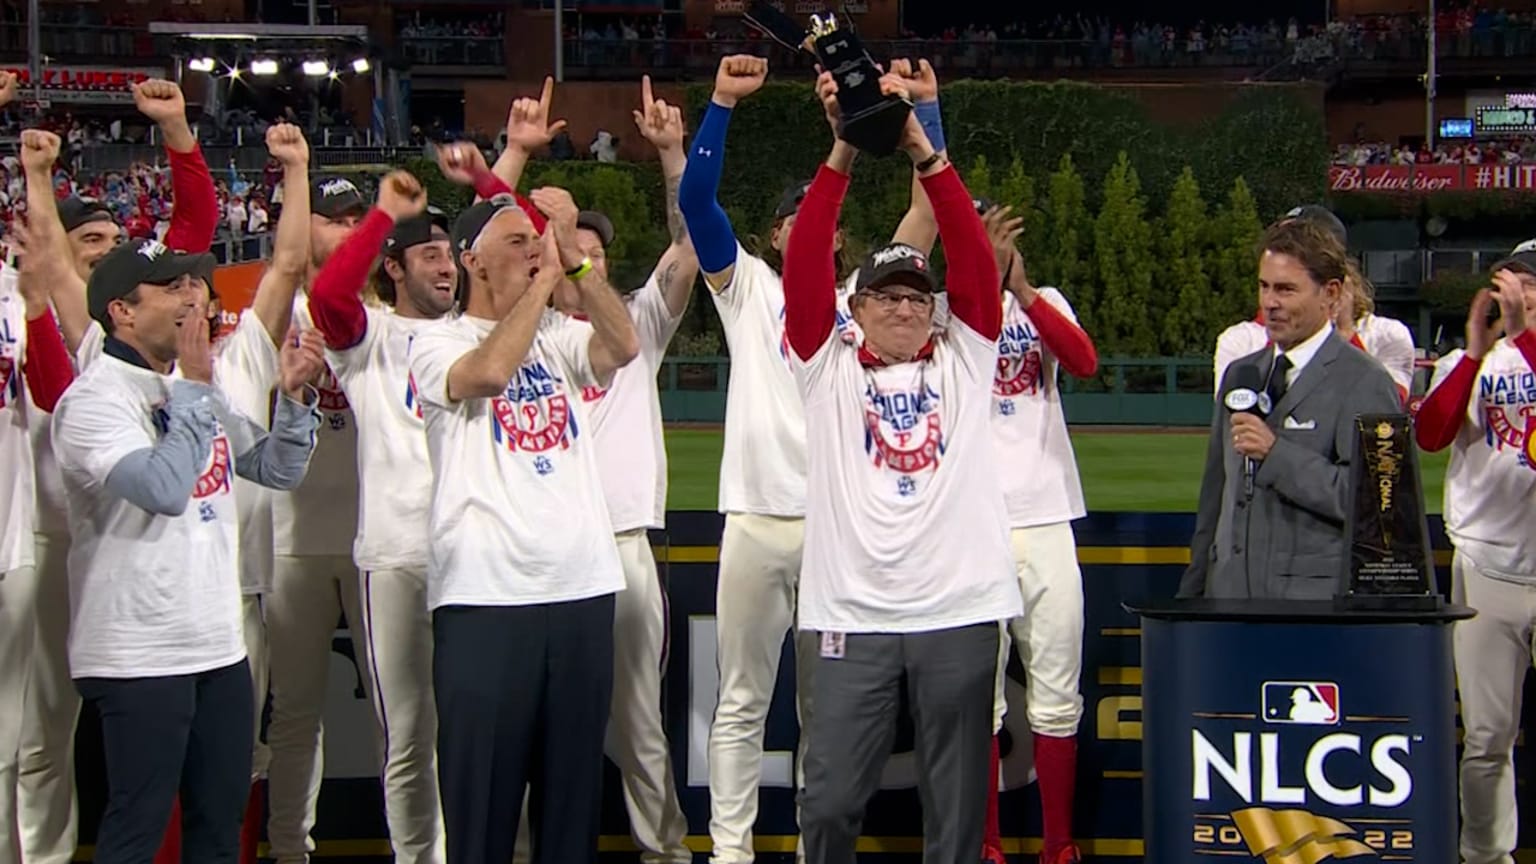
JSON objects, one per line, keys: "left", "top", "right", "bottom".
{"left": 1132, "top": 599, "right": 1473, "bottom": 863}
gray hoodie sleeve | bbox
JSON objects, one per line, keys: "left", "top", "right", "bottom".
{"left": 104, "top": 379, "right": 219, "bottom": 516}
{"left": 231, "top": 387, "right": 320, "bottom": 490}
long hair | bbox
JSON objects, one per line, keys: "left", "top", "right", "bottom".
{"left": 1344, "top": 258, "right": 1375, "bottom": 321}
{"left": 747, "top": 216, "right": 859, "bottom": 284}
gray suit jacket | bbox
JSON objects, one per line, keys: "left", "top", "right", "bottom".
{"left": 1178, "top": 332, "right": 1403, "bottom": 600}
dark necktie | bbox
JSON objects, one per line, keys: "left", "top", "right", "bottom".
{"left": 1266, "top": 354, "right": 1293, "bottom": 408}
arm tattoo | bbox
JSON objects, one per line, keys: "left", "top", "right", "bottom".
{"left": 665, "top": 173, "right": 688, "bottom": 245}
{"left": 659, "top": 259, "right": 681, "bottom": 294}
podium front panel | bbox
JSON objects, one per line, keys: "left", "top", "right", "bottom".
{"left": 1141, "top": 617, "right": 1457, "bottom": 863}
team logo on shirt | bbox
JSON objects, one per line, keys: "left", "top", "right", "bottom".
{"left": 193, "top": 434, "right": 233, "bottom": 499}
{"left": 315, "top": 363, "right": 350, "bottom": 415}
{"left": 1480, "top": 370, "right": 1536, "bottom": 469}
{"left": 404, "top": 371, "right": 423, "bottom": 420}
{"left": 994, "top": 317, "right": 1044, "bottom": 407}
{"left": 490, "top": 359, "right": 579, "bottom": 455}
{"left": 863, "top": 380, "right": 946, "bottom": 483}
{"left": 777, "top": 304, "right": 856, "bottom": 363}
{"left": 581, "top": 385, "right": 607, "bottom": 403}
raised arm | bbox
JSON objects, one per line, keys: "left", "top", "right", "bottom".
{"left": 436, "top": 141, "right": 547, "bottom": 235}
{"left": 443, "top": 231, "right": 560, "bottom": 401}
{"left": 889, "top": 59, "right": 943, "bottom": 255}
{"left": 489, "top": 76, "right": 566, "bottom": 195}
{"left": 13, "top": 257, "right": 73, "bottom": 411}
{"left": 982, "top": 208, "right": 1098, "bottom": 377}
{"left": 1417, "top": 286, "right": 1521, "bottom": 452}
{"left": 914, "top": 136, "right": 1000, "bottom": 339}
{"left": 135, "top": 80, "right": 217, "bottom": 253}
{"left": 532, "top": 186, "right": 638, "bottom": 383}
{"left": 632, "top": 76, "right": 699, "bottom": 318}
{"left": 309, "top": 171, "right": 426, "bottom": 350}
{"left": 249, "top": 123, "right": 311, "bottom": 344}
{"left": 678, "top": 55, "right": 766, "bottom": 293}
{"left": 17, "top": 130, "right": 88, "bottom": 356}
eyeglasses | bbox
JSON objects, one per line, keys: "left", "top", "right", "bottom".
{"left": 859, "top": 289, "right": 934, "bottom": 311}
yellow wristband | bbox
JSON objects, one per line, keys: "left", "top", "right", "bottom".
{"left": 565, "top": 257, "right": 594, "bottom": 280}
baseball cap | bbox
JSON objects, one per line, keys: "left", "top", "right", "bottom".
{"left": 1281, "top": 204, "right": 1348, "bottom": 245}
{"left": 58, "top": 196, "right": 115, "bottom": 233}
{"left": 576, "top": 210, "right": 614, "bottom": 247}
{"left": 87, "top": 238, "right": 216, "bottom": 325}
{"left": 971, "top": 195, "right": 993, "bottom": 214}
{"left": 1492, "top": 239, "right": 1536, "bottom": 275}
{"left": 450, "top": 194, "right": 534, "bottom": 256}
{"left": 383, "top": 206, "right": 450, "bottom": 255}
{"left": 311, "top": 176, "right": 368, "bottom": 220}
{"left": 855, "top": 242, "right": 938, "bottom": 294}
{"left": 774, "top": 181, "right": 812, "bottom": 220}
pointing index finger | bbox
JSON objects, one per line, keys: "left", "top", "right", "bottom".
{"left": 641, "top": 74, "right": 654, "bottom": 109}
{"left": 540, "top": 76, "right": 555, "bottom": 111}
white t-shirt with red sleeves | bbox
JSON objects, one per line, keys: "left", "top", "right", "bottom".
{"left": 561, "top": 277, "right": 683, "bottom": 533}
{"left": 1432, "top": 342, "right": 1536, "bottom": 581}
{"left": 327, "top": 307, "right": 437, "bottom": 572}
{"left": 408, "top": 313, "right": 623, "bottom": 610}
{"left": 272, "top": 295, "right": 359, "bottom": 559}
{"left": 991, "top": 289, "right": 1087, "bottom": 528}
{"left": 711, "top": 243, "right": 856, "bottom": 517}
{"left": 0, "top": 266, "right": 36, "bottom": 573}
{"left": 52, "top": 355, "right": 256, "bottom": 678}
{"left": 791, "top": 317, "right": 1023, "bottom": 634}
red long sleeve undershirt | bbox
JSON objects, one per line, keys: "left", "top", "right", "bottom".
{"left": 22, "top": 308, "right": 73, "bottom": 412}
{"left": 162, "top": 145, "right": 218, "bottom": 254}
{"left": 309, "top": 208, "right": 394, "bottom": 351}
{"left": 1023, "top": 297, "right": 1098, "bottom": 378}
{"left": 783, "top": 163, "right": 1000, "bottom": 362}
{"left": 1415, "top": 329, "right": 1536, "bottom": 452}
{"left": 470, "top": 170, "right": 547, "bottom": 235}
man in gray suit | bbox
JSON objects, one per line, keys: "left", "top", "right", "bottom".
{"left": 1179, "top": 218, "right": 1402, "bottom": 600}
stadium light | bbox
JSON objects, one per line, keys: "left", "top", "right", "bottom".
{"left": 351, "top": 57, "right": 370, "bottom": 73}
{"left": 250, "top": 58, "right": 279, "bottom": 76}
{"left": 302, "top": 59, "right": 330, "bottom": 76}
{"left": 188, "top": 57, "right": 216, "bottom": 73}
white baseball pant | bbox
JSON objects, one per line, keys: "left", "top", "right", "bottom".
{"left": 608, "top": 529, "right": 690, "bottom": 864}
{"left": 993, "top": 522, "right": 1085, "bottom": 737}
{"left": 709, "top": 513, "right": 813, "bottom": 864}
{"left": 357, "top": 566, "right": 445, "bottom": 864}
{"left": 1451, "top": 551, "right": 1535, "bottom": 864}
{"left": 18, "top": 533, "right": 78, "bottom": 864}
{"left": 244, "top": 594, "right": 270, "bottom": 780}
{"left": 265, "top": 554, "right": 379, "bottom": 864}
{"left": 0, "top": 561, "right": 36, "bottom": 863}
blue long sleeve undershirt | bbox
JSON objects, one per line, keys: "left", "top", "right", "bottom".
{"left": 677, "top": 100, "right": 740, "bottom": 275}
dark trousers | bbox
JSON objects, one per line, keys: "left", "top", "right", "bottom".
{"left": 434, "top": 594, "right": 616, "bottom": 864}
{"left": 75, "top": 659, "right": 254, "bottom": 864}
{"left": 799, "top": 623, "right": 1001, "bottom": 864}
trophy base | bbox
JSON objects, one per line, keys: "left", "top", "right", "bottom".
{"left": 1334, "top": 592, "right": 1445, "bottom": 613}
{"left": 840, "top": 98, "right": 914, "bottom": 157}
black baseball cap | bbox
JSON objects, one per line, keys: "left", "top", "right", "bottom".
{"left": 1281, "top": 204, "right": 1348, "bottom": 245}
{"left": 450, "top": 194, "right": 534, "bottom": 256}
{"left": 774, "top": 181, "right": 811, "bottom": 220}
{"left": 576, "top": 210, "right": 614, "bottom": 247}
{"left": 311, "top": 176, "right": 368, "bottom": 220}
{"left": 1492, "top": 239, "right": 1536, "bottom": 275}
{"left": 58, "top": 196, "right": 115, "bottom": 233}
{"left": 87, "top": 238, "right": 216, "bottom": 324}
{"left": 383, "top": 206, "right": 450, "bottom": 255}
{"left": 855, "top": 242, "right": 938, "bottom": 294}
{"left": 971, "top": 196, "right": 993, "bottom": 214}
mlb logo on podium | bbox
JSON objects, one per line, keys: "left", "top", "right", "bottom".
{"left": 1262, "top": 681, "right": 1340, "bottom": 725}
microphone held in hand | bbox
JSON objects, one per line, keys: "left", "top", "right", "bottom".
{"left": 1223, "top": 364, "right": 1268, "bottom": 501}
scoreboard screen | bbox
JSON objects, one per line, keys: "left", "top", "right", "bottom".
{"left": 1475, "top": 105, "right": 1536, "bottom": 135}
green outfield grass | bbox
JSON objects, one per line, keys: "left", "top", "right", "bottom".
{"left": 664, "top": 428, "right": 1452, "bottom": 514}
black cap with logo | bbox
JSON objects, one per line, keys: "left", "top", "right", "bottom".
{"left": 1280, "top": 204, "right": 1348, "bottom": 245}
{"left": 383, "top": 206, "right": 451, "bottom": 256}
{"left": 450, "top": 194, "right": 534, "bottom": 256}
{"left": 576, "top": 210, "right": 615, "bottom": 247}
{"left": 855, "top": 242, "right": 938, "bottom": 294}
{"left": 311, "top": 176, "right": 368, "bottom": 220}
{"left": 774, "top": 180, "right": 812, "bottom": 220}
{"left": 58, "top": 197, "right": 116, "bottom": 233}
{"left": 87, "top": 238, "right": 216, "bottom": 324}
{"left": 1492, "top": 239, "right": 1536, "bottom": 275}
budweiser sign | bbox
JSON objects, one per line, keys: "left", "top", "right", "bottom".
{"left": 1329, "top": 163, "right": 1536, "bottom": 194}
{"left": 1, "top": 66, "right": 161, "bottom": 104}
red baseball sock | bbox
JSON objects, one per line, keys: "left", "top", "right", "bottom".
{"left": 152, "top": 797, "right": 181, "bottom": 864}
{"left": 982, "top": 735, "right": 1006, "bottom": 863}
{"left": 239, "top": 780, "right": 265, "bottom": 864}
{"left": 1035, "top": 733, "right": 1078, "bottom": 860}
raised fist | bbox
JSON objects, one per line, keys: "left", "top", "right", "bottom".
{"left": 377, "top": 170, "right": 426, "bottom": 222}
{"left": 132, "top": 80, "right": 187, "bottom": 126}
{"left": 435, "top": 141, "right": 488, "bottom": 187}
{"left": 505, "top": 76, "right": 568, "bottom": 154}
{"left": 266, "top": 122, "right": 309, "bottom": 168}
{"left": 528, "top": 187, "right": 583, "bottom": 271}
{"left": 19, "top": 129, "right": 60, "bottom": 174}
{"left": 889, "top": 58, "right": 938, "bottom": 103}
{"left": 0, "top": 71, "right": 18, "bottom": 110}
{"left": 712, "top": 55, "right": 768, "bottom": 108}
{"left": 632, "top": 75, "right": 684, "bottom": 153}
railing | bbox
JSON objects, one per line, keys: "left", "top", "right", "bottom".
{"left": 81, "top": 142, "right": 424, "bottom": 173}
{"left": 398, "top": 36, "right": 505, "bottom": 66}
{"left": 210, "top": 231, "right": 275, "bottom": 266}
{"left": 0, "top": 25, "right": 161, "bottom": 61}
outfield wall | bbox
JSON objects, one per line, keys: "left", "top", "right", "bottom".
{"left": 67, "top": 512, "right": 1525, "bottom": 861}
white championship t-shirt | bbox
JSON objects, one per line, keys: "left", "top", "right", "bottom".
{"left": 214, "top": 311, "right": 280, "bottom": 595}
{"left": 1356, "top": 313, "right": 1417, "bottom": 395}
{"left": 792, "top": 317, "right": 1023, "bottom": 634}
{"left": 328, "top": 307, "right": 437, "bottom": 571}
{"left": 710, "top": 243, "right": 856, "bottom": 517}
{"left": 1433, "top": 342, "right": 1536, "bottom": 581}
{"left": 561, "top": 277, "right": 683, "bottom": 533}
{"left": 272, "top": 295, "right": 359, "bottom": 559}
{"left": 408, "top": 313, "right": 623, "bottom": 610}
{"left": 991, "top": 289, "right": 1087, "bottom": 528}
{"left": 52, "top": 354, "right": 259, "bottom": 678}
{"left": 0, "top": 266, "right": 36, "bottom": 573}
{"left": 1214, "top": 319, "right": 1268, "bottom": 394}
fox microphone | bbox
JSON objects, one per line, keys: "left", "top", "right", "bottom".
{"left": 1223, "top": 364, "right": 1270, "bottom": 501}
